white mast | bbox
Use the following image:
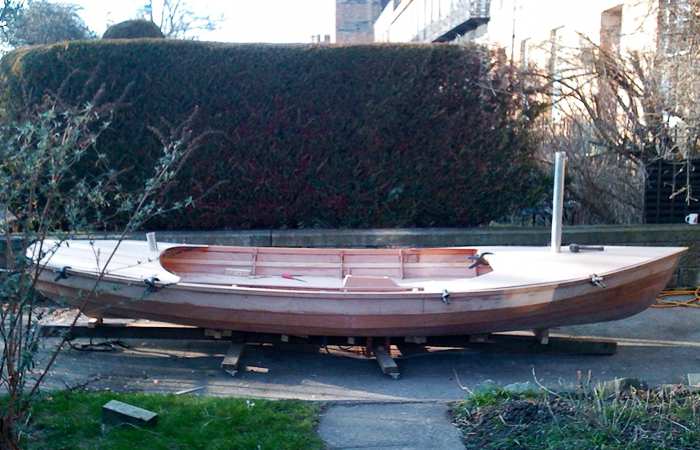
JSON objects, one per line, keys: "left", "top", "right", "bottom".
{"left": 550, "top": 151, "right": 567, "bottom": 253}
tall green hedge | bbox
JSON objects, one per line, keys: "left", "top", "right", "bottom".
{"left": 1, "top": 40, "right": 544, "bottom": 230}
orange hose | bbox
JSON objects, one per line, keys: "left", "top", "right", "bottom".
{"left": 653, "top": 286, "right": 700, "bottom": 308}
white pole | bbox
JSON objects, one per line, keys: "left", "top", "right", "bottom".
{"left": 550, "top": 152, "right": 567, "bottom": 253}
{"left": 146, "top": 232, "right": 158, "bottom": 253}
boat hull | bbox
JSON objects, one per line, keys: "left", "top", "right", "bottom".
{"left": 35, "top": 251, "right": 679, "bottom": 337}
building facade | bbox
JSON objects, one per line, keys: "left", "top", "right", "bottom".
{"left": 336, "top": 0, "right": 390, "bottom": 44}
{"left": 374, "top": 0, "right": 490, "bottom": 43}
{"left": 482, "top": 1, "right": 659, "bottom": 67}
{"left": 374, "top": 1, "right": 661, "bottom": 55}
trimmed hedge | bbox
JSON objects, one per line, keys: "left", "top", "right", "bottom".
{"left": 1, "top": 40, "right": 544, "bottom": 230}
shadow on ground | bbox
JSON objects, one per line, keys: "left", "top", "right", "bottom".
{"left": 38, "top": 307, "right": 700, "bottom": 401}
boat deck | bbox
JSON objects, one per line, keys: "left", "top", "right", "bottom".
{"left": 34, "top": 240, "right": 686, "bottom": 294}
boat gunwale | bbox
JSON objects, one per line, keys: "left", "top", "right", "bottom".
{"left": 165, "top": 245, "right": 480, "bottom": 255}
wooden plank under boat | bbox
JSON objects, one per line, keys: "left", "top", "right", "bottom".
{"left": 31, "top": 240, "right": 686, "bottom": 337}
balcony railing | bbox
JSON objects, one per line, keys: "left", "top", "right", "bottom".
{"left": 376, "top": 0, "right": 490, "bottom": 43}
{"left": 424, "top": 0, "right": 490, "bottom": 42}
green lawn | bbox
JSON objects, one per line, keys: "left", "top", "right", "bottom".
{"left": 452, "top": 384, "right": 700, "bottom": 450}
{"left": 20, "top": 391, "right": 323, "bottom": 450}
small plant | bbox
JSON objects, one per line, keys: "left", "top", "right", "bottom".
{"left": 452, "top": 377, "right": 700, "bottom": 449}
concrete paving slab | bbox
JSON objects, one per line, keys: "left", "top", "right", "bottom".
{"left": 319, "top": 403, "right": 464, "bottom": 450}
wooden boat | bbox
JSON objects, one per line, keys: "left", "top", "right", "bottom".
{"left": 31, "top": 239, "right": 685, "bottom": 337}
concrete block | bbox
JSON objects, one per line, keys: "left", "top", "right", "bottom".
{"left": 503, "top": 381, "right": 537, "bottom": 394}
{"left": 102, "top": 400, "right": 158, "bottom": 427}
{"left": 599, "top": 377, "right": 645, "bottom": 396}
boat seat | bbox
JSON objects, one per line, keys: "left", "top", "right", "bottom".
{"left": 341, "top": 275, "right": 413, "bottom": 292}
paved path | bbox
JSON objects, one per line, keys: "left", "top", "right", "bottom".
{"left": 319, "top": 402, "right": 464, "bottom": 450}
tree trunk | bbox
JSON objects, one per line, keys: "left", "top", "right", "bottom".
{"left": 0, "top": 416, "right": 21, "bottom": 450}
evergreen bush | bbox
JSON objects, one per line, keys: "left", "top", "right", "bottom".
{"left": 1, "top": 40, "right": 545, "bottom": 229}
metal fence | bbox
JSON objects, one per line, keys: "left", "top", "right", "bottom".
{"left": 645, "top": 158, "right": 700, "bottom": 223}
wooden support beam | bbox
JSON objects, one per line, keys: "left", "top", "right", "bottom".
{"left": 467, "top": 334, "right": 617, "bottom": 355}
{"left": 396, "top": 342, "right": 429, "bottom": 358}
{"left": 534, "top": 328, "right": 550, "bottom": 345}
{"left": 372, "top": 345, "right": 400, "bottom": 379}
{"left": 42, "top": 321, "right": 617, "bottom": 357}
{"left": 205, "top": 328, "right": 232, "bottom": 340}
{"left": 221, "top": 342, "right": 246, "bottom": 376}
{"left": 468, "top": 334, "right": 490, "bottom": 343}
{"left": 404, "top": 336, "right": 427, "bottom": 344}
{"left": 87, "top": 317, "right": 103, "bottom": 328}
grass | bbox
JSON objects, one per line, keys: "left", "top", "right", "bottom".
{"left": 452, "top": 383, "right": 700, "bottom": 450}
{"left": 15, "top": 390, "right": 323, "bottom": 450}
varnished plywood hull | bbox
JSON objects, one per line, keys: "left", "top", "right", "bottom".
{"left": 35, "top": 253, "right": 678, "bottom": 337}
